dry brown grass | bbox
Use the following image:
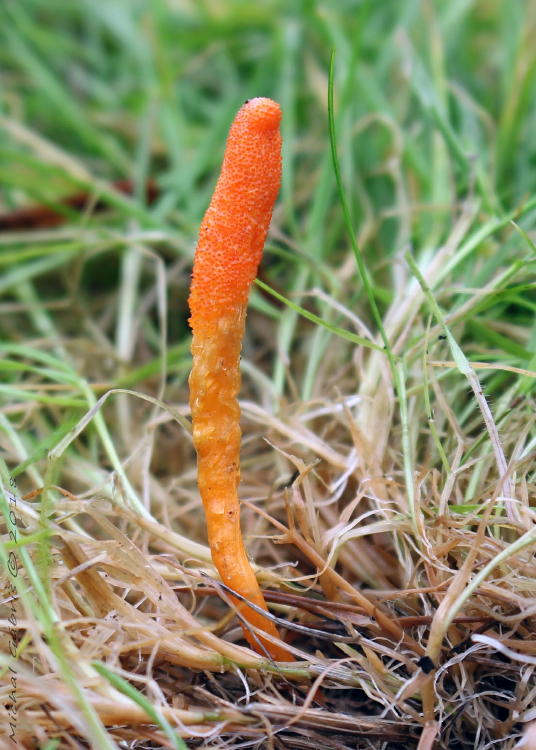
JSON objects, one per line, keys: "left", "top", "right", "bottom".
{"left": 1, "top": 208, "right": 536, "bottom": 749}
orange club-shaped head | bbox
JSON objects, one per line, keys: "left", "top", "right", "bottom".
{"left": 188, "top": 97, "right": 282, "bottom": 335}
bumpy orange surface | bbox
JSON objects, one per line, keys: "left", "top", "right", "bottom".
{"left": 188, "top": 99, "right": 292, "bottom": 661}
{"left": 188, "top": 97, "right": 282, "bottom": 334}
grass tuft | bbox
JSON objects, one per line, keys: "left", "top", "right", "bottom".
{"left": 1, "top": 1, "right": 536, "bottom": 748}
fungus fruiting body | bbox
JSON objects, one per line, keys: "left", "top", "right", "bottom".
{"left": 188, "top": 98, "right": 291, "bottom": 661}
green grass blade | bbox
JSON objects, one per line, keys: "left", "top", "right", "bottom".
{"left": 92, "top": 662, "right": 189, "bottom": 750}
{"left": 255, "top": 278, "right": 388, "bottom": 355}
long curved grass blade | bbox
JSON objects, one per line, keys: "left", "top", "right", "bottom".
{"left": 92, "top": 662, "right": 189, "bottom": 750}
{"left": 255, "top": 278, "right": 388, "bottom": 355}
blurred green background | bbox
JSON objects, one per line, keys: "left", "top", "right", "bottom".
{"left": 0, "top": 0, "right": 535, "bottom": 400}
{"left": 2, "top": 0, "right": 535, "bottom": 229}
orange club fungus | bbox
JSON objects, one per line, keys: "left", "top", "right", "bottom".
{"left": 188, "top": 98, "right": 293, "bottom": 661}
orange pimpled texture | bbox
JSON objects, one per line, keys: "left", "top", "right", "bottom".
{"left": 188, "top": 97, "right": 282, "bottom": 335}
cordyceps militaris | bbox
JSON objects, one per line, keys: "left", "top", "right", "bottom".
{"left": 188, "top": 98, "right": 293, "bottom": 662}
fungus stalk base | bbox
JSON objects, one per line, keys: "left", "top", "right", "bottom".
{"left": 189, "top": 303, "right": 291, "bottom": 662}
